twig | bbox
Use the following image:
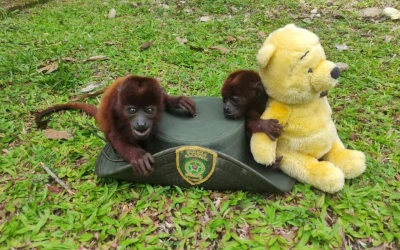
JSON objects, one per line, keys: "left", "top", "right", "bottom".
{"left": 40, "top": 163, "right": 75, "bottom": 195}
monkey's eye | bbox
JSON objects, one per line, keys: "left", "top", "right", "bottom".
{"left": 127, "top": 107, "right": 137, "bottom": 114}
{"left": 231, "top": 97, "right": 240, "bottom": 105}
{"left": 145, "top": 108, "right": 154, "bottom": 114}
{"left": 308, "top": 68, "right": 313, "bottom": 73}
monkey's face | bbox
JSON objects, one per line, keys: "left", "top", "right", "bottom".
{"left": 125, "top": 105, "right": 157, "bottom": 140}
{"left": 222, "top": 95, "right": 247, "bottom": 120}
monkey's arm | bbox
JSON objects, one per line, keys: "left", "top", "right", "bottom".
{"left": 246, "top": 110, "right": 282, "bottom": 141}
{"left": 106, "top": 132, "right": 154, "bottom": 176}
{"left": 163, "top": 93, "right": 196, "bottom": 117}
{"left": 250, "top": 100, "right": 290, "bottom": 165}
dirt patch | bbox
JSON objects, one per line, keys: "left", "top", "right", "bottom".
{"left": 0, "top": 0, "right": 51, "bottom": 11}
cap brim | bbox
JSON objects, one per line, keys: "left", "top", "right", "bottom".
{"left": 95, "top": 144, "right": 295, "bottom": 193}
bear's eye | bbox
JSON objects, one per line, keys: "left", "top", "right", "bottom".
{"left": 300, "top": 51, "right": 310, "bottom": 60}
{"left": 308, "top": 68, "right": 313, "bottom": 73}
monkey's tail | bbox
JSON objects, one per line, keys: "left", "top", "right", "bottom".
{"left": 35, "top": 103, "right": 98, "bottom": 129}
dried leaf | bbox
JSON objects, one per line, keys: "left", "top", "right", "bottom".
{"left": 176, "top": 37, "right": 188, "bottom": 44}
{"left": 226, "top": 36, "right": 236, "bottom": 43}
{"left": 44, "top": 129, "right": 73, "bottom": 140}
{"left": 62, "top": 57, "right": 77, "bottom": 63}
{"left": 199, "top": 16, "right": 211, "bottom": 22}
{"left": 258, "top": 31, "right": 267, "bottom": 39}
{"left": 81, "top": 82, "right": 102, "bottom": 93}
{"left": 385, "top": 35, "right": 393, "bottom": 43}
{"left": 358, "top": 7, "right": 381, "bottom": 18}
{"left": 210, "top": 45, "right": 230, "bottom": 54}
{"left": 83, "top": 55, "right": 108, "bottom": 62}
{"left": 48, "top": 185, "right": 62, "bottom": 194}
{"left": 139, "top": 41, "right": 154, "bottom": 51}
{"left": 335, "top": 62, "right": 349, "bottom": 72}
{"left": 310, "top": 8, "right": 318, "bottom": 14}
{"left": 108, "top": 8, "right": 116, "bottom": 18}
{"left": 104, "top": 41, "right": 120, "bottom": 46}
{"left": 335, "top": 44, "right": 348, "bottom": 51}
{"left": 37, "top": 62, "right": 58, "bottom": 74}
{"left": 383, "top": 7, "right": 400, "bottom": 20}
{"left": 280, "top": 230, "right": 297, "bottom": 242}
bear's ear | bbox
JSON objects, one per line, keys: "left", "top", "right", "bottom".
{"left": 257, "top": 44, "right": 276, "bottom": 68}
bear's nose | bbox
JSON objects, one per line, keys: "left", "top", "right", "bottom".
{"left": 330, "top": 67, "right": 341, "bottom": 79}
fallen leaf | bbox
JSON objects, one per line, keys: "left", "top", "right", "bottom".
{"left": 385, "top": 35, "right": 393, "bottom": 43}
{"left": 176, "top": 37, "right": 188, "bottom": 44}
{"left": 37, "top": 62, "right": 58, "bottom": 74}
{"left": 258, "top": 31, "right": 267, "bottom": 39}
{"left": 280, "top": 230, "right": 297, "bottom": 242}
{"left": 104, "top": 41, "right": 120, "bottom": 45}
{"left": 358, "top": 7, "right": 381, "bottom": 18}
{"left": 130, "top": 2, "right": 139, "bottom": 8}
{"left": 139, "top": 41, "right": 154, "bottom": 51}
{"left": 210, "top": 45, "right": 230, "bottom": 54}
{"left": 335, "top": 62, "right": 349, "bottom": 72}
{"left": 61, "top": 57, "right": 77, "bottom": 63}
{"left": 81, "top": 82, "right": 102, "bottom": 93}
{"left": 243, "top": 13, "right": 250, "bottom": 22}
{"left": 199, "top": 16, "right": 211, "bottom": 22}
{"left": 226, "top": 36, "right": 236, "bottom": 43}
{"left": 310, "top": 8, "right": 318, "bottom": 14}
{"left": 335, "top": 44, "right": 348, "bottom": 51}
{"left": 48, "top": 185, "right": 62, "bottom": 194}
{"left": 108, "top": 8, "right": 116, "bottom": 18}
{"left": 44, "top": 129, "right": 73, "bottom": 140}
{"left": 83, "top": 55, "right": 108, "bottom": 62}
{"left": 383, "top": 7, "right": 400, "bottom": 20}
{"left": 161, "top": 4, "right": 169, "bottom": 9}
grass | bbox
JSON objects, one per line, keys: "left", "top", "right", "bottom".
{"left": 0, "top": 0, "right": 399, "bottom": 249}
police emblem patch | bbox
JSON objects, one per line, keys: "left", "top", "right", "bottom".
{"left": 176, "top": 146, "right": 217, "bottom": 185}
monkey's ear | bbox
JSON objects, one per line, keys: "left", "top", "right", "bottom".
{"left": 257, "top": 44, "right": 276, "bottom": 68}
{"left": 254, "top": 82, "right": 264, "bottom": 97}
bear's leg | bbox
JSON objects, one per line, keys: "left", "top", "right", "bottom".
{"left": 280, "top": 153, "right": 345, "bottom": 193}
{"left": 322, "top": 140, "right": 366, "bottom": 179}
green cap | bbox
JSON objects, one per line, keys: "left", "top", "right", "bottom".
{"left": 95, "top": 97, "right": 295, "bottom": 193}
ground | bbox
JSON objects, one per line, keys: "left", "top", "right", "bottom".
{"left": 0, "top": 0, "right": 399, "bottom": 249}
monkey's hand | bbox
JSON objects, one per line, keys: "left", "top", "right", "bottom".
{"left": 248, "top": 119, "right": 282, "bottom": 141}
{"left": 130, "top": 150, "right": 155, "bottom": 176}
{"left": 270, "top": 156, "right": 283, "bottom": 169}
{"left": 178, "top": 96, "right": 196, "bottom": 117}
{"left": 164, "top": 94, "right": 196, "bottom": 117}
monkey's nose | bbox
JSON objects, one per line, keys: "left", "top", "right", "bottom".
{"left": 223, "top": 107, "right": 230, "bottom": 113}
{"left": 330, "top": 67, "right": 341, "bottom": 79}
{"left": 136, "top": 121, "right": 147, "bottom": 130}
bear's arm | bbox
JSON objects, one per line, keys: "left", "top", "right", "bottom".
{"left": 260, "top": 100, "right": 291, "bottom": 125}
{"left": 250, "top": 100, "right": 291, "bottom": 165}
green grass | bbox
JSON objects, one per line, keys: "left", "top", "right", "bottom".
{"left": 0, "top": 0, "right": 399, "bottom": 249}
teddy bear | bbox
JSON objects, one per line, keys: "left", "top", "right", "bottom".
{"left": 250, "top": 24, "right": 366, "bottom": 193}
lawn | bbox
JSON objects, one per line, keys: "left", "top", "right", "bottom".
{"left": 0, "top": 0, "right": 399, "bottom": 249}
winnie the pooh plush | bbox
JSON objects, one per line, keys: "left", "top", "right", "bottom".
{"left": 250, "top": 24, "right": 366, "bottom": 193}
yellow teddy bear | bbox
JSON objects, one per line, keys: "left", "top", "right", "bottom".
{"left": 250, "top": 24, "right": 366, "bottom": 193}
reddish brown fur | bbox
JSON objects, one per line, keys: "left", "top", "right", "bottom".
{"left": 35, "top": 74, "right": 196, "bottom": 176}
{"left": 97, "top": 75, "right": 164, "bottom": 135}
{"left": 221, "top": 70, "right": 267, "bottom": 116}
{"left": 221, "top": 70, "right": 282, "bottom": 141}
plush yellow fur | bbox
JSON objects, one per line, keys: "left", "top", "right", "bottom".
{"left": 250, "top": 24, "right": 366, "bottom": 193}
